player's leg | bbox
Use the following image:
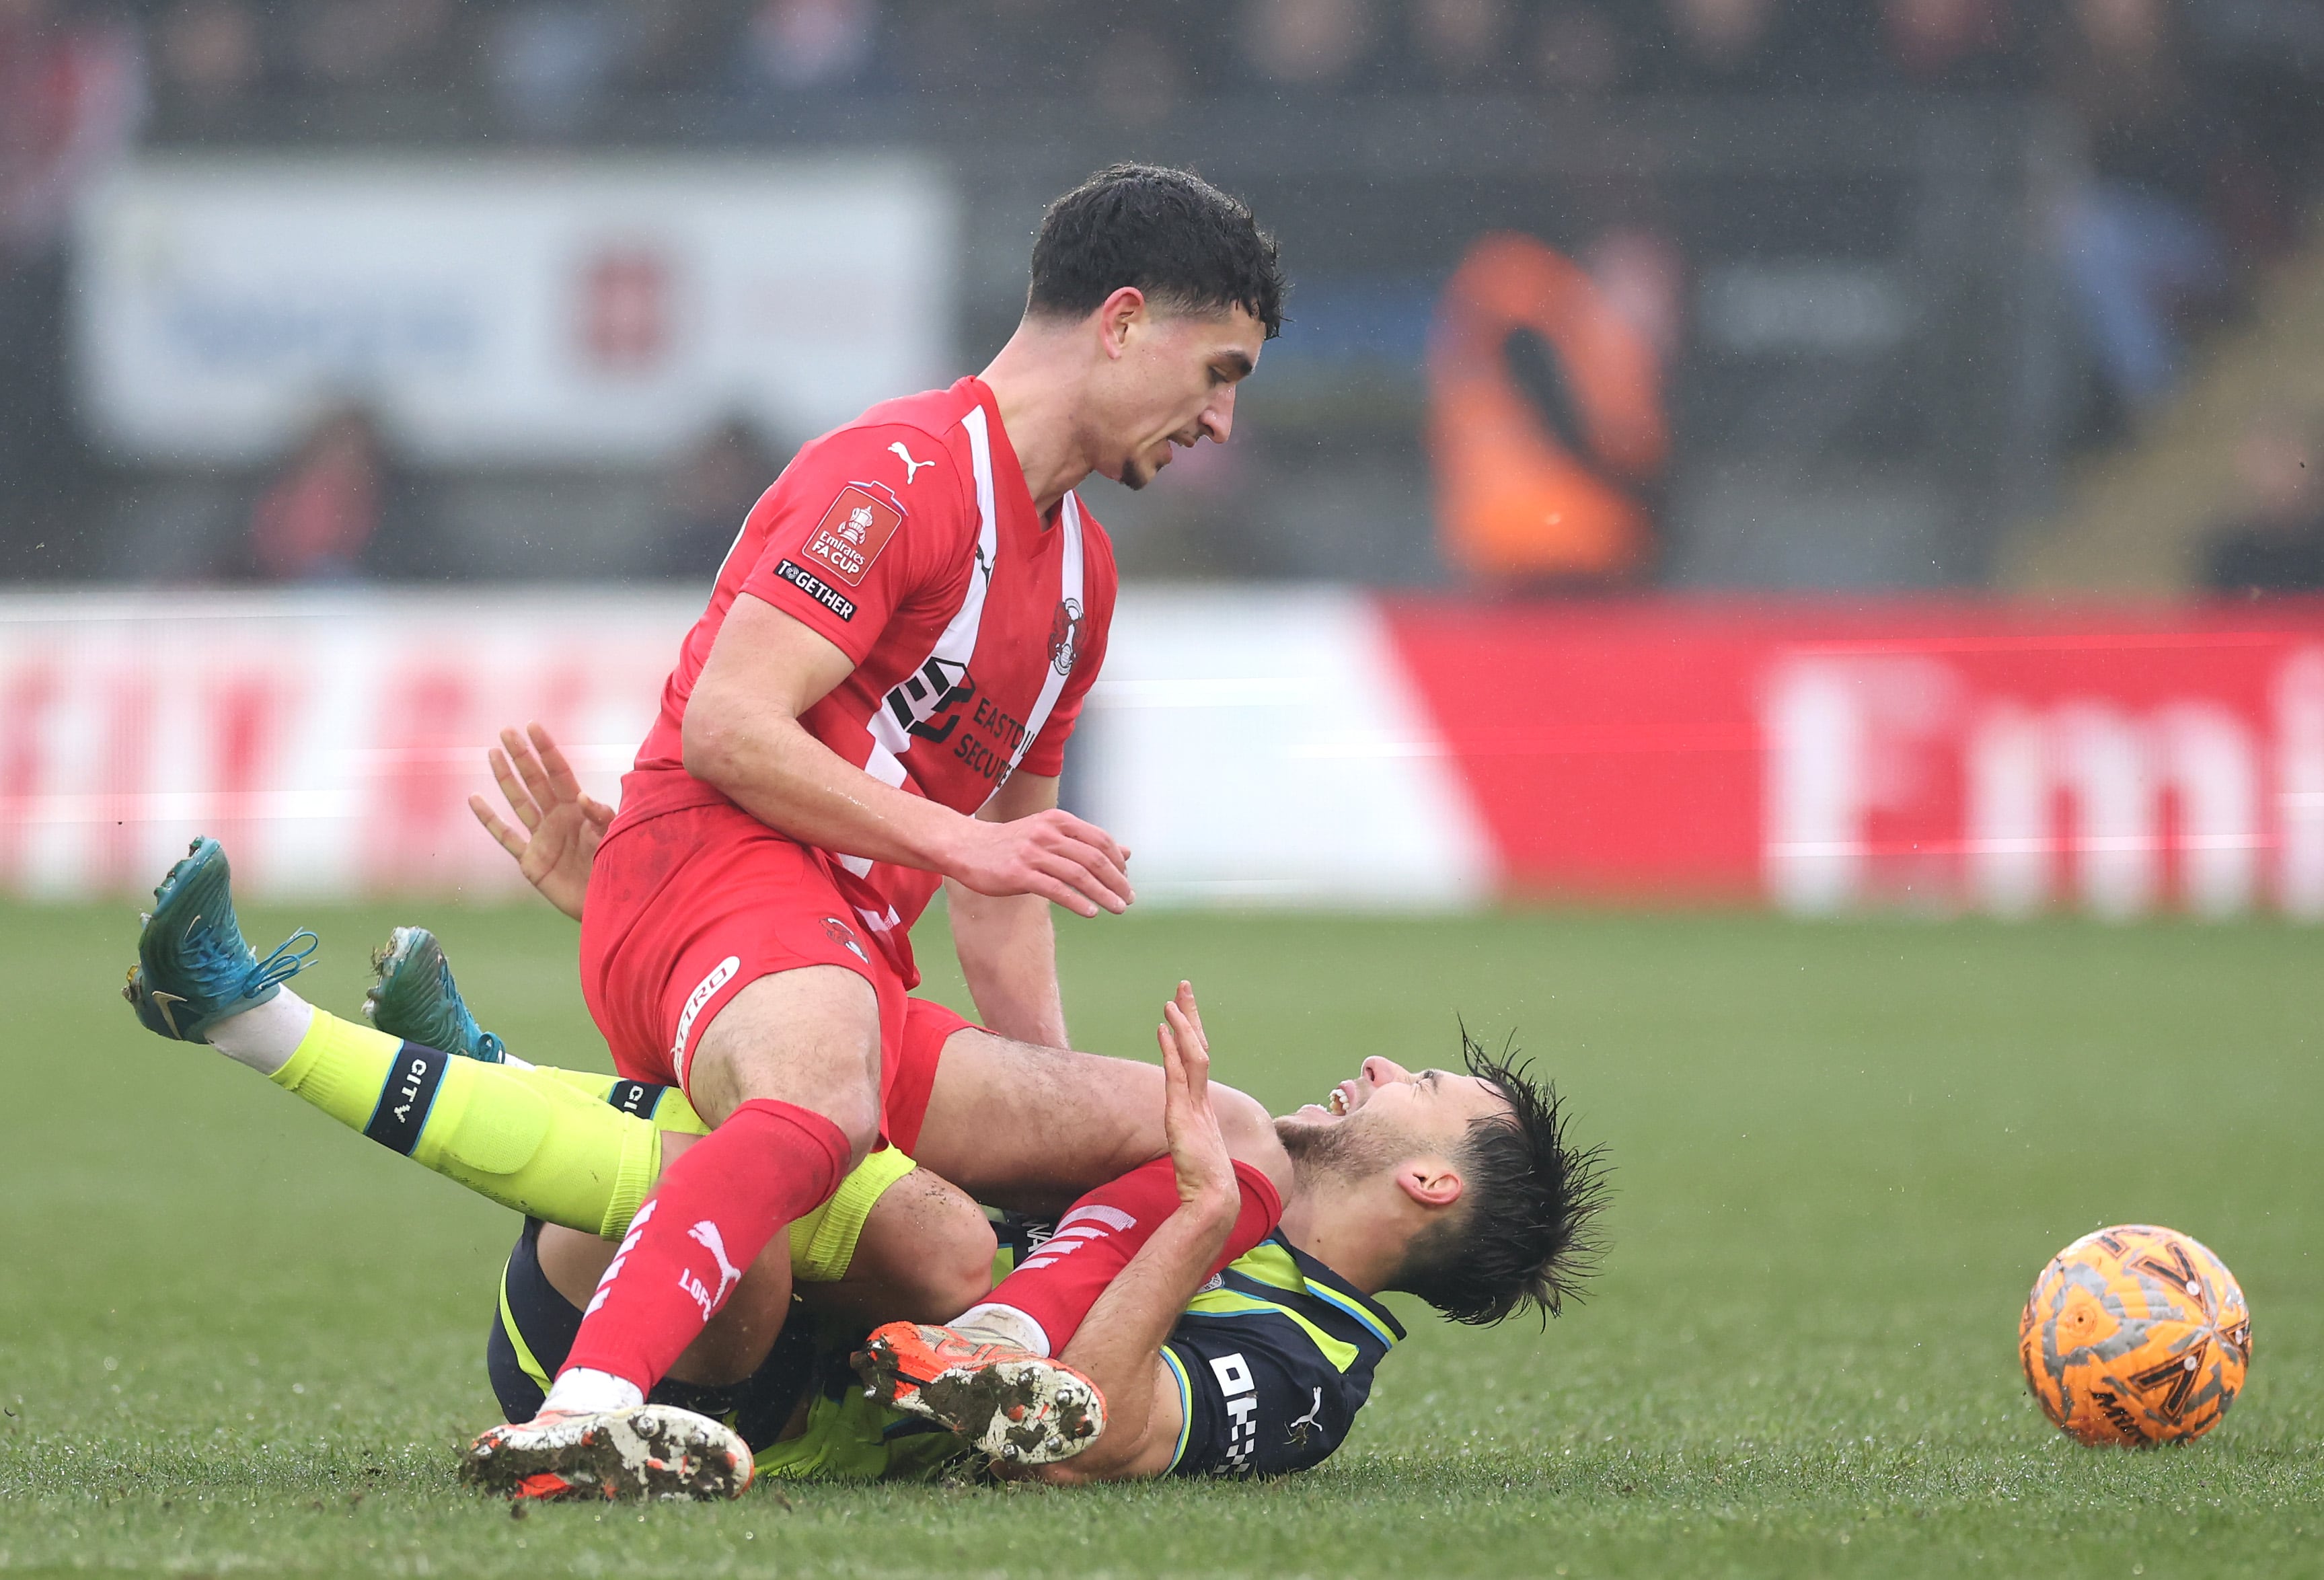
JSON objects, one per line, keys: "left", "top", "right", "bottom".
{"left": 903, "top": 989, "right": 1290, "bottom": 1354}
{"left": 624, "top": 985, "right": 1104, "bottom": 1467}
{"left": 490, "top": 1215, "right": 971, "bottom": 1489}
{"left": 119, "top": 840, "right": 671, "bottom": 1240}
{"left": 373, "top": 925, "right": 995, "bottom": 1322}
{"left": 794, "top": 1159, "right": 998, "bottom": 1326}
{"left": 909, "top": 1014, "right": 1287, "bottom": 1214}
{"left": 119, "top": 839, "right": 757, "bottom": 1501}
{"left": 490, "top": 1158, "right": 994, "bottom": 1462}
{"left": 857, "top": 985, "right": 1285, "bottom": 1432}
{"left": 534, "top": 1155, "right": 995, "bottom": 1376}
{"left": 271, "top": 1016, "right": 672, "bottom": 1234}
{"left": 917, "top": 1153, "right": 1281, "bottom": 1355}
{"left": 478, "top": 813, "right": 897, "bottom": 1476}
{"left": 535, "top": 966, "right": 1094, "bottom": 1468}
{"left": 533, "top": 819, "right": 1104, "bottom": 1472}
{"left": 179, "top": 907, "right": 974, "bottom": 1327}
{"left": 362, "top": 930, "right": 1217, "bottom": 1345}
{"left": 535, "top": 1212, "right": 796, "bottom": 1392}
{"left": 541, "top": 963, "right": 875, "bottom": 1416}
{"left": 476, "top": 1219, "right": 798, "bottom": 1501}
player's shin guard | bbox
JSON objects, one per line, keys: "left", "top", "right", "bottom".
{"left": 268, "top": 1010, "right": 669, "bottom": 1240}
{"left": 975, "top": 1157, "right": 1284, "bottom": 1354}
{"left": 558, "top": 1098, "right": 849, "bottom": 1396}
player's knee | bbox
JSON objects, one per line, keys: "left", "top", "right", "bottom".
{"left": 839, "top": 1165, "right": 996, "bottom": 1319}
{"left": 872, "top": 1172, "right": 997, "bottom": 1320}
{"left": 825, "top": 1096, "right": 883, "bottom": 1170}
{"left": 920, "top": 1212, "right": 1000, "bottom": 1321}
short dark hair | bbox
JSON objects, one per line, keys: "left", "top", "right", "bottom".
{"left": 1392, "top": 1028, "right": 1610, "bottom": 1327}
{"left": 1026, "top": 164, "right": 1285, "bottom": 339}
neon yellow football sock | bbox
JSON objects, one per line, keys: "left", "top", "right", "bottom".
{"left": 264, "top": 1013, "right": 887, "bottom": 1277}
{"left": 535, "top": 1067, "right": 710, "bottom": 1137}
{"left": 268, "top": 1010, "right": 667, "bottom": 1240}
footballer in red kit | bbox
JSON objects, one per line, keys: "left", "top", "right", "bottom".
{"left": 453, "top": 163, "right": 1291, "bottom": 1493}
{"left": 584, "top": 375, "right": 1118, "bottom": 1104}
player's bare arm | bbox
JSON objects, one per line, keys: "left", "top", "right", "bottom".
{"left": 944, "top": 768, "right": 1078, "bottom": 1047}
{"left": 685, "top": 595, "right": 1133, "bottom": 919}
{"left": 1035, "top": 991, "right": 1240, "bottom": 1484}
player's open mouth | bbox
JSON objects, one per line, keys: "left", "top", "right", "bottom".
{"left": 1324, "top": 1078, "right": 1361, "bottom": 1117}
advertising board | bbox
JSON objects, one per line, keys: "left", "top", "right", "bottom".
{"left": 73, "top": 157, "right": 953, "bottom": 464}
{"left": 3, "top": 591, "right": 2317, "bottom": 918}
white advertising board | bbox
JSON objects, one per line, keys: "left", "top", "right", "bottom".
{"left": 73, "top": 155, "right": 954, "bottom": 464}
{"left": 0, "top": 589, "right": 1493, "bottom": 907}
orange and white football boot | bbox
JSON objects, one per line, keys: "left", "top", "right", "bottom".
{"left": 854, "top": 1321, "right": 1105, "bottom": 1464}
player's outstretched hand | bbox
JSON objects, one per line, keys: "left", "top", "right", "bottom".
{"left": 469, "top": 722, "right": 615, "bottom": 923}
{"left": 946, "top": 808, "right": 1133, "bottom": 920}
{"left": 1158, "top": 980, "right": 1236, "bottom": 1219}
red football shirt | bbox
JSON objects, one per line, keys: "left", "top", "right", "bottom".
{"left": 612, "top": 377, "right": 1119, "bottom": 969}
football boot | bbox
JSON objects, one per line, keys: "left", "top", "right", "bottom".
{"left": 462, "top": 1404, "right": 753, "bottom": 1501}
{"left": 122, "top": 837, "right": 315, "bottom": 1045}
{"left": 854, "top": 1320, "right": 1104, "bottom": 1464}
{"left": 365, "top": 925, "right": 508, "bottom": 1063}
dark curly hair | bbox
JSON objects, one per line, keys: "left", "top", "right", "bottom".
{"left": 1390, "top": 1028, "right": 1611, "bottom": 1326}
{"left": 1026, "top": 163, "right": 1285, "bottom": 338}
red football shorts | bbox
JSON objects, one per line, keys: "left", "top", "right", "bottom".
{"left": 578, "top": 801, "right": 971, "bottom": 1152}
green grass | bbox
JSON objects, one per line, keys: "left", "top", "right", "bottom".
{"left": 2, "top": 899, "right": 2320, "bottom": 1577}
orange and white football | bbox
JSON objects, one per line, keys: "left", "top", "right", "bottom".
{"left": 2019, "top": 1224, "right": 2251, "bottom": 1447}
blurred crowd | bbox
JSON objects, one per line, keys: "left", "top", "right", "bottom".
{"left": 8, "top": 0, "right": 2284, "bottom": 153}
{"left": 4, "top": 0, "right": 2323, "bottom": 585}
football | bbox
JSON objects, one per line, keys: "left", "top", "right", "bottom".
{"left": 2018, "top": 1225, "right": 2253, "bottom": 1447}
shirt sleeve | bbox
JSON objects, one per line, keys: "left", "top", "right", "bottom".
{"left": 1016, "top": 517, "right": 1117, "bottom": 780}
{"left": 737, "top": 424, "right": 972, "bottom": 665}
{"left": 1162, "top": 1323, "right": 1354, "bottom": 1479}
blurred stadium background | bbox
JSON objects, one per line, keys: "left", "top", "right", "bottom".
{"left": 5, "top": 0, "right": 2324, "bottom": 917}
{"left": 6, "top": 9, "right": 2324, "bottom": 1575}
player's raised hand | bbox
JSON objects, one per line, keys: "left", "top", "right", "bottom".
{"left": 468, "top": 722, "right": 616, "bottom": 923}
{"left": 946, "top": 807, "right": 1134, "bottom": 919}
{"left": 1158, "top": 980, "right": 1236, "bottom": 1219}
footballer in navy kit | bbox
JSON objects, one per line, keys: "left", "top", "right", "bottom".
{"left": 490, "top": 1211, "right": 1411, "bottom": 1482}
{"left": 480, "top": 1020, "right": 1602, "bottom": 1487}
{"left": 1087, "top": 1226, "right": 1401, "bottom": 1479}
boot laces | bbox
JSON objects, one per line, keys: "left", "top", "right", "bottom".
{"left": 243, "top": 930, "right": 318, "bottom": 1001}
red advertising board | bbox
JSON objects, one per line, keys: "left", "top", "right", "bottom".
{"left": 1384, "top": 599, "right": 2324, "bottom": 917}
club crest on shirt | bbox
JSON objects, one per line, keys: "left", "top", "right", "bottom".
{"left": 1049, "top": 596, "right": 1086, "bottom": 677}
{"left": 820, "top": 915, "right": 868, "bottom": 963}
{"left": 802, "top": 483, "right": 905, "bottom": 589}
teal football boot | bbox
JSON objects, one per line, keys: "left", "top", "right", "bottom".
{"left": 122, "top": 837, "right": 316, "bottom": 1043}
{"left": 364, "top": 925, "right": 508, "bottom": 1063}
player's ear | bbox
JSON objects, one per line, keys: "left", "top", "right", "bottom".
{"left": 1096, "top": 286, "right": 1146, "bottom": 359}
{"left": 1394, "top": 1158, "right": 1463, "bottom": 1211}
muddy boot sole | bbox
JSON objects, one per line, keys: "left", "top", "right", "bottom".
{"left": 461, "top": 1404, "right": 753, "bottom": 1501}
{"left": 854, "top": 1334, "right": 1103, "bottom": 1465}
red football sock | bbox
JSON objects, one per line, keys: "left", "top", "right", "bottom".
{"left": 984, "top": 1157, "right": 1283, "bottom": 1353}
{"left": 560, "top": 1097, "right": 849, "bottom": 1394}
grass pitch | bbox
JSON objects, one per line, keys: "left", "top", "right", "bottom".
{"left": 1, "top": 899, "right": 2319, "bottom": 1577}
